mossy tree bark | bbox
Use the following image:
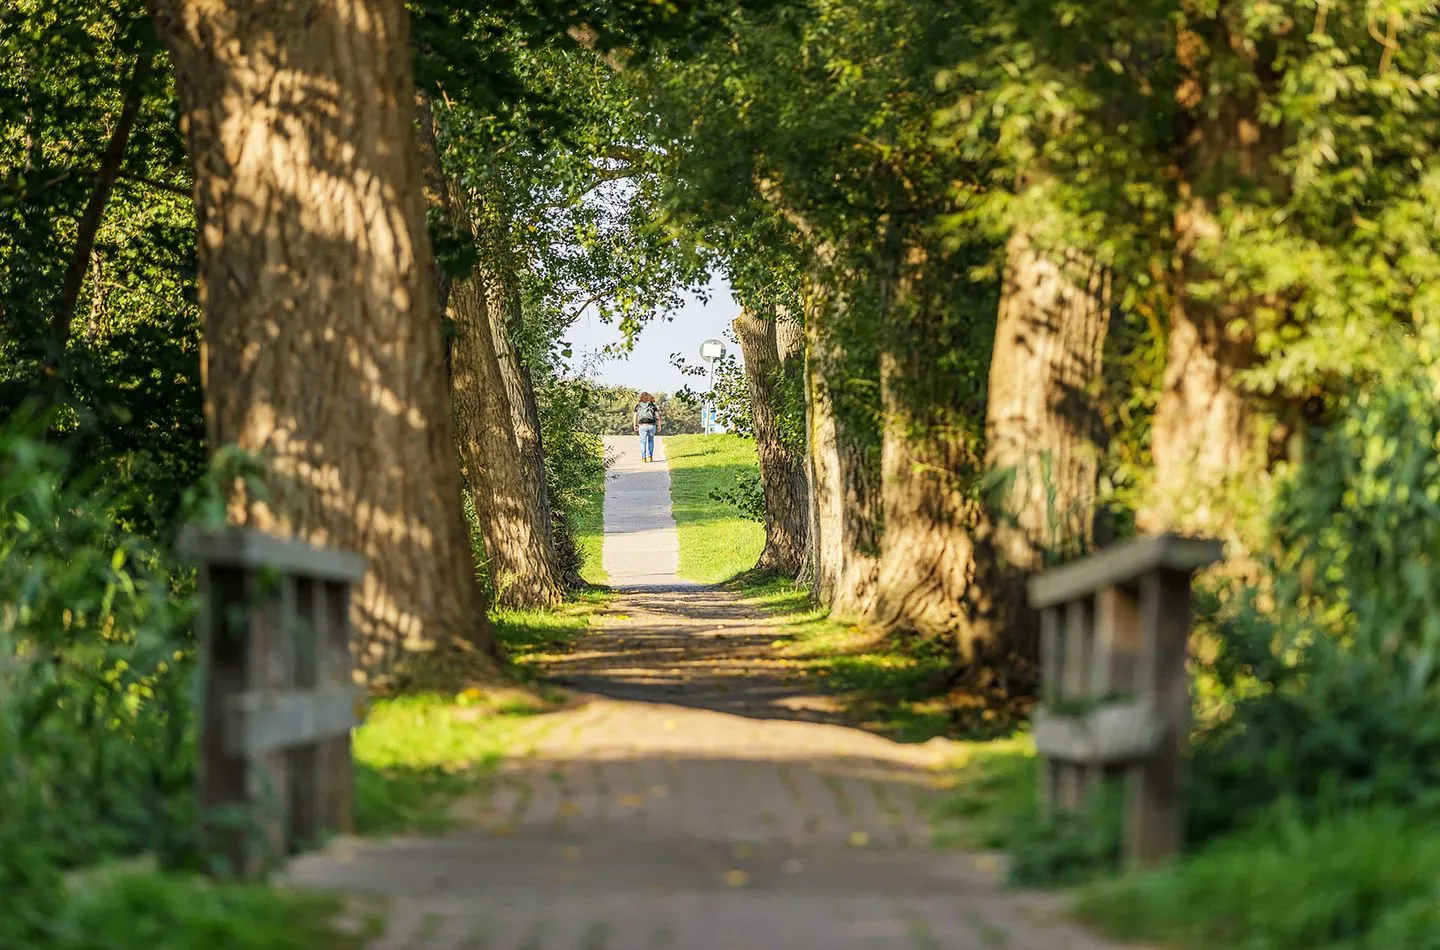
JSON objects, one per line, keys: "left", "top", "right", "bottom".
{"left": 803, "top": 272, "right": 880, "bottom": 618}
{"left": 416, "top": 100, "right": 565, "bottom": 608}
{"left": 734, "top": 305, "right": 809, "bottom": 576}
{"left": 873, "top": 242, "right": 990, "bottom": 644}
{"left": 975, "top": 231, "right": 1111, "bottom": 670}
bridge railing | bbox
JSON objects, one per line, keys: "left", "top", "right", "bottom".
{"left": 179, "top": 527, "right": 367, "bottom": 878}
{"left": 1027, "top": 533, "right": 1222, "bottom": 870}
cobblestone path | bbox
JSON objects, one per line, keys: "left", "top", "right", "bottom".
{"left": 283, "top": 438, "right": 1132, "bottom": 949}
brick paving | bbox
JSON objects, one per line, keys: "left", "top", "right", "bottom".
{"left": 283, "top": 437, "right": 1133, "bottom": 949}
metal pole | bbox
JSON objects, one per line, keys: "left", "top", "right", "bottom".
{"left": 706, "top": 358, "right": 716, "bottom": 434}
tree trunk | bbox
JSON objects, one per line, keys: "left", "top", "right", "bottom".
{"left": 733, "top": 306, "right": 808, "bottom": 576}
{"left": 977, "top": 231, "right": 1111, "bottom": 663}
{"left": 480, "top": 242, "right": 557, "bottom": 558}
{"left": 1142, "top": 12, "right": 1287, "bottom": 539}
{"left": 873, "top": 243, "right": 988, "bottom": 644}
{"left": 802, "top": 276, "right": 879, "bottom": 617}
{"left": 416, "top": 100, "right": 565, "bottom": 608}
{"left": 449, "top": 271, "right": 565, "bottom": 607}
{"left": 150, "top": 0, "right": 499, "bottom": 683}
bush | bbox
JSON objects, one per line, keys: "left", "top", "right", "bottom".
{"left": 1190, "top": 361, "right": 1440, "bottom": 840}
{"left": 0, "top": 427, "right": 201, "bottom": 878}
{"left": 0, "top": 421, "right": 260, "bottom": 946}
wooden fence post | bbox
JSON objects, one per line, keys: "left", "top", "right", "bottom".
{"left": 1027, "top": 533, "right": 1221, "bottom": 870}
{"left": 179, "top": 527, "right": 367, "bottom": 879}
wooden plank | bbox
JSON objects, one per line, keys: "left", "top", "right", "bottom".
{"left": 1061, "top": 598, "right": 1092, "bottom": 701}
{"left": 1027, "top": 534, "right": 1222, "bottom": 609}
{"left": 317, "top": 579, "right": 358, "bottom": 837}
{"left": 1093, "top": 585, "right": 1141, "bottom": 696}
{"left": 1031, "top": 700, "right": 1162, "bottom": 764}
{"left": 287, "top": 578, "right": 322, "bottom": 853}
{"left": 1124, "top": 569, "right": 1193, "bottom": 870}
{"left": 223, "top": 685, "right": 364, "bottom": 757}
{"left": 196, "top": 564, "right": 251, "bottom": 878}
{"left": 245, "top": 569, "right": 292, "bottom": 874}
{"left": 1038, "top": 606, "right": 1062, "bottom": 705}
{"left": 1055, "top": 599, "right": 1094, "bottom": 812}
{"left": 178, "top": 527, "right": 367, "bottom": 584}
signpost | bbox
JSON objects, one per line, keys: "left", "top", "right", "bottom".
{"left": 699, "top": 338, "right": 726, "bottom": 435}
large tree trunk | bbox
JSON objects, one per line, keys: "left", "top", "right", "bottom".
{"left": 803, "top": 276, "right": 879, "bottom": 617}
{"left": 733, "top": 306, "right": 808, "bottom": 576}
{"left": 477, "top": 202, "right": 558, "bottom": 556}
{"left": 416, "top": 101, "right": 565, "bottom": 608}
{"left": 873, "top": 243, "right": 987, "bottom": 644}
{"left": 449, "top": 272, "right": 565, "bottom": 607}
{"left": 1142, "top": 12, "right": 1286, "bottom": 539}
{"left": 150, "top": 0, "right": 499, "bottom": 683}
{"left": 977, "top": 231, "right": 1111, "bottom": 665}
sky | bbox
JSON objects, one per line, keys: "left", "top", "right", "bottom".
{"left": 566, "top": 273, "right": 742, "bottom": 395}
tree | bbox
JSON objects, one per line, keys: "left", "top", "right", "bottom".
{"left": 148, "top": 0, "right": 499, "bottom": 681}
{"left": 733, "top": 306, "right": 808, "bottom": 575}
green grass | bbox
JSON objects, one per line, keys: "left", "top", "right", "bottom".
{"left": 494, "top": 592, "right": 609, "bottom": 665}
{"left": 353, "top": 594, "right": 604, "bottom": 834}
{"left": 354, "top": 689, "right": 555, "bottom": 835}
{"left": 573, "top": 443, "right": 609, "bottom": 586}
{"left": 663, "top": 434, "right": 766, "bottom": 583}
{"left": 928, "top": 736, "right": 1038, "bottom": 850}
{"left": 1078, "top": 808, "right": 1440, "bottom": 950}
{"left": 16, "top": 870, "right": 372, "bottom": 950}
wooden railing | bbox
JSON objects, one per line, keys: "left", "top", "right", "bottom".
{"left": 179, "top": 527, "right": 367, "bottom": 878}
{"left": 1027, "top": 533, "right": 1222, "bottom": 870}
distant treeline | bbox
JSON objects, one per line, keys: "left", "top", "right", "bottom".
{"left": 575, "top": 382, "right": 704, "bottom": 436}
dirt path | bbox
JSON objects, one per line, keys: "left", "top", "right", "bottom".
{"left": 284, "top": 438, "right": 1130, "bottom": 949}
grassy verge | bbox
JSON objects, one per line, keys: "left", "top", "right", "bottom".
{"left": 572, "top": 442, "right": 609, "bottom": 586}
{"left": 1078, "top": 808, "right": 1440, "bottom": 949}
{"left": 16, "top": 870, "right": 372, "bottom": 950}
{"left": 663, "top": 434, "right": 765, "bottom": 583}
{"left": 355, "top": 595, "right": 605, "bottom": 834}
{"left": 354, "top": 688, "right": 554, "bottom": 835}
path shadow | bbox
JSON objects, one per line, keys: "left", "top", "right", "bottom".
{"left": 542, "top": 588, "right": 872, "bottom": 729}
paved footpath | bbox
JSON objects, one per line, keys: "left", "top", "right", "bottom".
{"left": 284, "top": 435, "right": 1134, "bottom": 950}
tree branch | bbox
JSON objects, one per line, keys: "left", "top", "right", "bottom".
{"left": 118, "top": 171, "right": 190, "bottom": 198}
{"left": 50, "top": 43, "right": 155, "bottom": 361}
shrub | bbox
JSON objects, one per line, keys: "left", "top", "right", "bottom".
{"left": 0, "top": 421, "right": 259, "bottom": 944}
{"left": 1190, "top": 359, "right": 1440, "bottom": 839}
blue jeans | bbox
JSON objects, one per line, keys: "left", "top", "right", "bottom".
{"left": 638, "top": 424, "right": 656, "bottom": 459}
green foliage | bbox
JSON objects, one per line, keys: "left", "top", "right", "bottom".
{"left": 709, "top": 469, "right": 766, "bottom": 523}
{"left": 1189, "top": 354, "right": 1440, "bottom": 840}
{"left": 1, "top": 425, "right": 197, "bottom": 883}
{"left": 1004, "top": 782, "right": 1125, "bottom": 887}
{"left": 0, "top": 421, "right": 274, "bottom": 946}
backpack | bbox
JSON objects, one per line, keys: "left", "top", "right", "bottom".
{"left": 637, "top": 401, "right": 658, "bottom": 424}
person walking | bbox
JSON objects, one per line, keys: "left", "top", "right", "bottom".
{"left": 634, "top": 392, "right": 661, "bottom": 462}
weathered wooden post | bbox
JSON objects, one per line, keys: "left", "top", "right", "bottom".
{"left": 179, "top": 527, "right": 367, "bottom": 878}
{"left": 1027, "top": 533, "right": 1222, "bottom": 870}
